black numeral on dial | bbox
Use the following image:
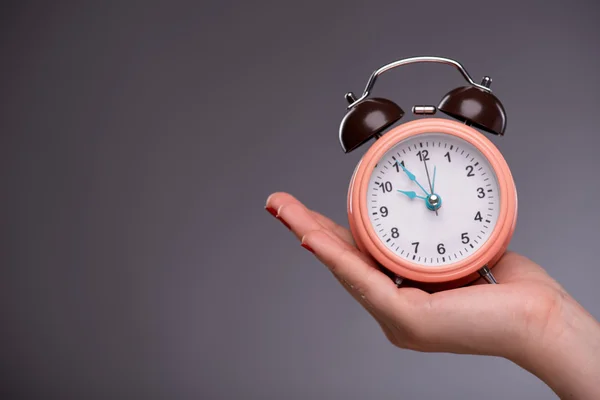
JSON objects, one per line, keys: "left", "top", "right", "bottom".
{"left": 391, "top": 227, "right": 399, "bottom": 238}
{"left": 477, "top": 187, "right": 485, "bottom": 198}
{"left": 393, "top": 160, "right": 405, "bottom": 172}
{"left": 380, "top": 206, "right": 388, "bottom": 217}
{"left": 416, "top": 150, "right": 430, "bottom": 162}
{"left": 379, "top": 181, "right": 393, "bottom": 192}
{"left": 411, "top": 242, "right": 420, "bottom": 254}
{"left": 474, "top": 211, "right": 483, "bottom": 221}
{"left": 437, "top": 243, "right": 446, "bottom": 254}
{"left": 444, "top": 152, "right": 451, "bottom": 162}
{"left": 461, "top": 232, "right": 470, "bottom": 244}
{"left": 466, "top": 165, "right": 475, "bottom": 177}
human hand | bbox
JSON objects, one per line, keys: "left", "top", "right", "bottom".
{"left": 266, "top": 192, "right": 600, "bottom": 399}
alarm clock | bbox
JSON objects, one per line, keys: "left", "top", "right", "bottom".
{"left": 340, "top": 56, "right": 517, "bottom": 291}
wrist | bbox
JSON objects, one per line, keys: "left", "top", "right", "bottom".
{"left": 511, "top": 294, "right": 600, "bottom": 398}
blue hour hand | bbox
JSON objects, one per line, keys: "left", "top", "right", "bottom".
{"left": 397, "top": 190, "right": 427, "bottom": 200}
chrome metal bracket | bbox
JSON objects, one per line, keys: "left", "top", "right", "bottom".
{"left": 346, "top": 56, "right": 491, "bottom": 109}
{"left": 478, "top": 265, "right": 498, "bottom": 284}
{"left": 393, "top": 275, "right": 404, "bottom": 288}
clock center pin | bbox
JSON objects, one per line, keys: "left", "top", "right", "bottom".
{"left": 426, "top": 194, "right": 442, "bottom": 211}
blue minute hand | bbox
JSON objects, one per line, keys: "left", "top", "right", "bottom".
{"left": 397, "top": 162, "right": 430, "bottom": 195}
{"left": 397, "top": 190, "right": 427, "bottom": 200}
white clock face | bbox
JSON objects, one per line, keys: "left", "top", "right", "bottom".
{"left": 366, "top": 132, "right": 500, "bottom": 267}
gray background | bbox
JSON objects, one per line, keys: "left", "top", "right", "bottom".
{"left": 2, "top": 1, "right": 599, "bottom": 398}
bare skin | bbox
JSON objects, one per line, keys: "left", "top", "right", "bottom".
{"left": 266, "top": 192, "right": 600, "bottom": 399}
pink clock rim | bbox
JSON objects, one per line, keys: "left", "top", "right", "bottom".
{"left": 348, "top": 118, "right": 517, "bottom": 283}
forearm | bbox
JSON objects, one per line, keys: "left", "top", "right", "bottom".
{"left": 513, "top": 296, "right": 600, "bottom": 399}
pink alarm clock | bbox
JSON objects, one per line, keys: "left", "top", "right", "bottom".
{"left": 339, "top": 56, "right": 517, "bottom": 291}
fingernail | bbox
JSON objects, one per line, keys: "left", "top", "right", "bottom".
{"left": 276, "top": 215, "right": 291, "bottom": 230}
{"left": 301, "top": 242, "right": 314, "bottom": 253}
{"left": 265, "top": 206, "right": 278, "bottom": 218}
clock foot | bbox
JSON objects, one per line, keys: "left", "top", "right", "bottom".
{"left": 478, "top": 265, "right": 498, "bottom": 284}
{"left": 393, "top": 275, "right": 404, "bottom": 288}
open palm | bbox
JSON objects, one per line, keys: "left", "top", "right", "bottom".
{"left": 266, "top": 192, "right": 570, "bottom": 361}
